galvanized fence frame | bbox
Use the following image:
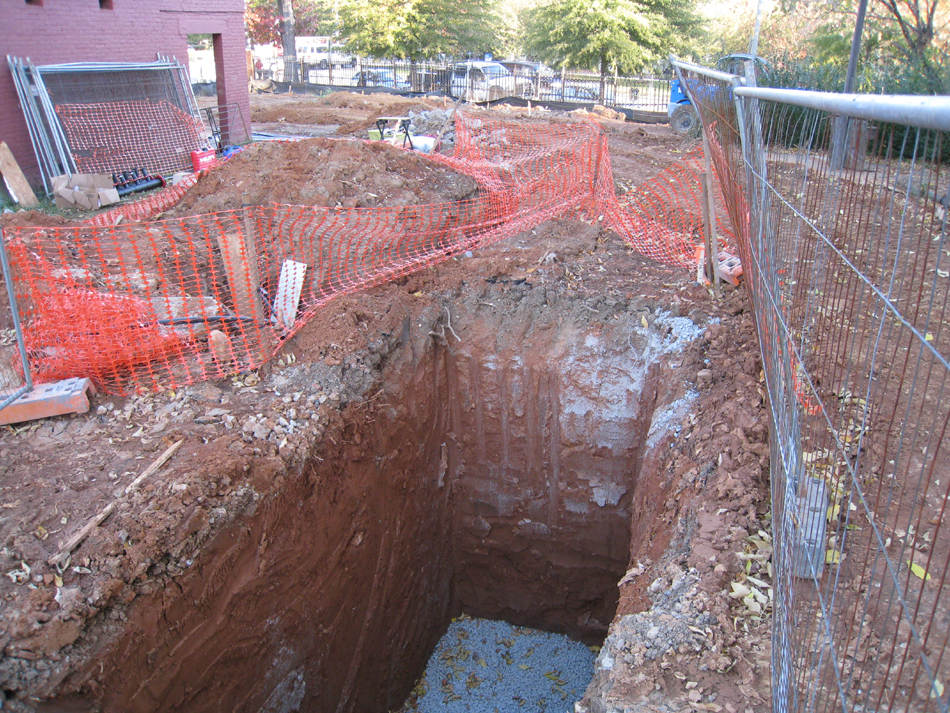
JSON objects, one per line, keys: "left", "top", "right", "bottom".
{"left": 0, "top": 228, "right": 32, "bottom": 411}
{"left": 675, "top": 58, "right": 950, "bottom": 713}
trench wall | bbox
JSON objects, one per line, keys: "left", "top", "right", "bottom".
{"left": 55, "top": 306, "right": 694, "bottom": 712}
{"left": 445, "top": 325, "right": 659, "bottom": 641}
{"left": 77, "top": 342, "right": 453, "bottom": 713}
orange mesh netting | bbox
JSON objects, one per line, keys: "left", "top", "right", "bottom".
{"left": 87, "top": 173, "right": 200, "bottom": 228}
{"left": 55, "top": 100, "right": 204, "bottom": 176}
{"left": 3, "top": 113, "right": 722, "bottom": 395}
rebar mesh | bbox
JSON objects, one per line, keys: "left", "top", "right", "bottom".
{"left": 676, "top": 59, "right": 950, "bottom": 713}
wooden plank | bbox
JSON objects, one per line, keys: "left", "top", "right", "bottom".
{"left": 49, "top": 440, "right": 184, "bottom": 567}
{"left": 0, "top": 142, "right": 38, "bottom": 208}
{"left": 215, "top": 226, "right": 264, "bottom": 323}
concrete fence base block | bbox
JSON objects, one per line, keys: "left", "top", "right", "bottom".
{"left": 0, "top": 377, "right": 96, "bottom": 426}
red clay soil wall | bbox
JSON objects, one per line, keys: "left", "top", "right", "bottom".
{"left": 38, "top": 294, "right": 690, "bottom": 712}
{"left": 57, "top": 342, "right": 455, "bottom": 713}
{"left": 444, "top": 325, "right": 661, "bottom": 642}
{"left": 0, "top": 0, "right": 250, "bottom": 185}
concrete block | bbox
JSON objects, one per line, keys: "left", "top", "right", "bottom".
{"left": 0, "top": 378, "right": 97, "bottom": 426}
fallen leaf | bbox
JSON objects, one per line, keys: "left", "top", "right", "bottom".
{"left": 641, "top": 315, "right": 649, "bottom": 328}
{"left": 932, "top": 678, "right": 945, "bottom": 699}
{"left": 826, "top": 549, "right": 841, "bottom": 564}
{"left": 908, "top": 561, "right": 932, "bottom": 580}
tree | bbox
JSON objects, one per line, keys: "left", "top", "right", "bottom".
{"left": 245, "top": 0, "right": 339, "bottom": 46}
{"left": 522, "top": 0, "right": 700, "bottom": 100}
{"left": 872, "top": 0, "right": 948, "bottom": 93}
{"left": 701, "top": 0, "right": 948, "bottom": 95}
{"left": 338, "top": 0, "right": 504, "bottom": 60}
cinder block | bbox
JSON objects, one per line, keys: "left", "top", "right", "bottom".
{"left": 0, "top": 378, "right": 97, "bottom": 426}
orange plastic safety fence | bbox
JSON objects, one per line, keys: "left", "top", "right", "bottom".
{"left": 86, "top": 174, "right": 199, "bottom": 228}
{"left": 3, "top": 113, "right": 717, "bottom": 395}
{"left": 604, "top": 145, "right": 736, "bottom": 268}
{"left": 55, "top": 100, "right": 204, "bottom": 176}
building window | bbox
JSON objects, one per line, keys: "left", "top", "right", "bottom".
{"left": 25, "top": 0, "right": 44, "bottom": 6}
{"left": 100, "top": 0, "right": 113, "bottom": 7}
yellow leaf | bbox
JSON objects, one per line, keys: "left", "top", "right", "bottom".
{"left": 826, "top": 549, "right": 840, "bottom": 564}
{"left": 925, "top": 332, "right": 934, "bottom": 342}
{"left": 641, "top": 315, "right": 649, "bottom": 329}
{"left": 931, "top": 678, "right": 945, "bottom": 698}
{"left": 908, "top": 561, "right": 932, "bottom": 580}
{"left": 518, "top": 664, "right": 532, "bottom": 670}
{"left": 54, "top": 574, "right": 63, "bottom": 588}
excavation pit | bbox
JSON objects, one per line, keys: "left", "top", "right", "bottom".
{"left": 0, "top": 110, "right": 773, "bottom": 712}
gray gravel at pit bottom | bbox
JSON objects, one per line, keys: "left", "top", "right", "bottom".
{"left": 405, "top": 617, "right": 595, "bottom": 712}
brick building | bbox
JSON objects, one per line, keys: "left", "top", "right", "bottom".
{"left": 0, "top": 0, "right": 250, "bottom": 186}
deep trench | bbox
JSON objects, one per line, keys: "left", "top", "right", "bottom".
{"left": 71, "top": 309, "right": 690, "bottom": 713}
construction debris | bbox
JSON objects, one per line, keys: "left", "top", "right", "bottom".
{"left": 51, "top": 173, "right": 120, "bottom": 211}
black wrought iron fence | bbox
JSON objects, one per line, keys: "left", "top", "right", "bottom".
{"left": 257, "top": 58, "right": 671, "bottom": 113}
{"left": 673, "top": 58, "right": 950, "bottom": 713}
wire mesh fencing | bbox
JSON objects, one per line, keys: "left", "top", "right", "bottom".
{"left": 676, "top": 58, "right": 950, "bottom": 713}
{"left": 8, "top": 57, "right": 217, "bottom": 192}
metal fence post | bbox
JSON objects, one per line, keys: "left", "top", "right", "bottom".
{"left": 0, "top": 227, "right": 32, "bottom": 411}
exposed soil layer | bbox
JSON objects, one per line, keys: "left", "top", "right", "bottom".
{"left": 0, "top": 95, "right": 771, "bottom": 713}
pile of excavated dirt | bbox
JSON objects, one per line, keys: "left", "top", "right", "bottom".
{"left": 163, "top": 137, "right": 479, "bottom": 217}
{"left": 250, "top": 91, "right": 450, "bottom": 137}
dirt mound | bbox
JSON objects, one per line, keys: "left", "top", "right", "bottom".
{"left": 163, "top": 137, "right": 479, "bottom": 217}
{"left": 0, "top": 211, "right": 79, "bottom": 229}
{"left": 250, "top": 92, "right": 444, "bottom": 127}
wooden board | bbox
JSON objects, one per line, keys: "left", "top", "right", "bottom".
{"left": 215, "top": 227, "right": 264, "bottom": 323}
{"left": 0, "top": 142, "right": 38, "bottom": 208}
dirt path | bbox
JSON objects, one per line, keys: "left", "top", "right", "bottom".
{"left": 0, "top": 93, "right": 771, "bottom": 713}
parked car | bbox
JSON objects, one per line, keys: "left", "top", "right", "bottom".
{"left": 546, "top": 81, "right": 616, "bottom": 104}
{"left": 498, "top": 60, "right": 556, "bottom": 96}
{"left": 450, "top": 61, "right": 516, "bottom": 102}
{"left": 351, "top": 70, "right": 410, "bottom": 90}
{"left": 313, "top": 51, "right": 357, "bottom": 70}
{"left": 411, "top": 68, "right": 452, "bottom": 93}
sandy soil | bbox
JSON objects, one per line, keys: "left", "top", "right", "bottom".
{"left": 0, "top": 92, "right": 772, "bottom": 712}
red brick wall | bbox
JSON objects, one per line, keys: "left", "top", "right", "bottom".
{"left": 0, "top": 0, "right": 250, "bottom": 186}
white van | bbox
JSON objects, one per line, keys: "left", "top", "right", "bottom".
{"left": 450, "top": 61, "right": 515, "bottom": 102}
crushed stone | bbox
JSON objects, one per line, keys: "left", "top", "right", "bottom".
{"left": 405, "top": 617, "right": 595, "bottom": 712}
